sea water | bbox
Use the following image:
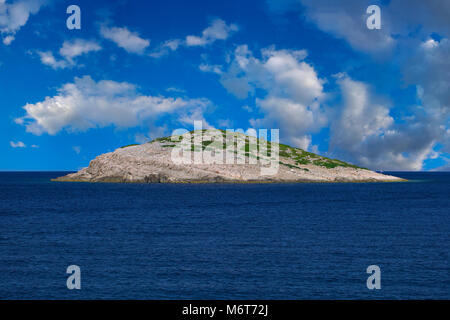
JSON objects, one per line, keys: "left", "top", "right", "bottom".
{"left": 0, "top": 172, "right": 449, "bottom": 299}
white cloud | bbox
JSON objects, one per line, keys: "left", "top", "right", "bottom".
{"left": 297, "top": 0, "right": 394, "bottom": 54}
{"left": 100, "top": 25, "right": 150, "bottom": 54}
{"left": 163, "top": 39, "right": 180, "bottom": 51}
{"left": 404, "top": 38, "right": 450, "bottom": 119}
{"left": 165, "top": 86, "right": 186, "bottom": 94}
{"left": 262, "top": 1, "right": 450, "bottom": 169}
{"left": 329, "top": 76, "right": 440, "bottom": 171}
{"left": 2, "top": 34, "right": 13, "bottom": 45}
{"left": 422, "top": 38, "right": 439, "bottom": 50}
{"left": 212, "top": 43, "right": 445, "bottom": 169}
{"left": 199, "top": 63, "right": 223, "bottom": 74}
{"left": 37, "top": 50, "right": 69, "bottom": 69}
{"left": 267, "top": 0, "right": 450, "bottom": 55}
{"left": 219, "top": 45, "right": 325, "bottom": 149}
{"left": 148, "top": 39, "right": 181, "bottom": 58}
{"left": 59, "top": 39, "right": 101, "bottom": 62}
{"left": 387, "top": 0, "right": 450, "bottom": 38}
{"left": 220, "top": 45, "right": 313, "bottom": 100}
{"left": 148, "top": 19, "right": 238, "bottom": 58}
{"left": 0, "top": 0, "right": 45, "bottom": 45}
{"left": 400, "top": 37, "right": 450, "bottom": 156}
{"left": 185, "top": 18, "right": 238, "bottom": 47}
{"left": 331, "top": 77, "right": 393, "bottom": 151}
{"left": 37, "top": 39, "right": 101, "bottom": 69}
{"left": 443, "top": 128, "right": 450, "bottom": 154}
{"left": 10, "top": 141, "right": 26, "bottom": 148}
{"left": 15, "top": 76, "right": 211, "bottom": 135}
{"left": 251, "top": 97, "right": 325, "bottom": 150}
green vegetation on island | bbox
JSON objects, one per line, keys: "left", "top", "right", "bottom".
{"left": 141, "top": 129, "right": 365, "bottom": 170}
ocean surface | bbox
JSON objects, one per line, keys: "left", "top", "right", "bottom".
{"left": 0, "top": 171, "right": 449, "bottom": 299}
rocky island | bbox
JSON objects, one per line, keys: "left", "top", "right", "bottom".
{"left": 53, "top": 129, "right": 405, "bottom": 183}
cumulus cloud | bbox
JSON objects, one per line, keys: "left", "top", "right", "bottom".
{"left": 400, "top": 37, "right": 450, "bottom": 155}
{"left": 185, "top": 18, "right": 238, "bottom": 47}
{"left": 148, "top": 18, "right": 238, "bottom": 58}
{"left": 15, "top": 76, "right": 211, "bottom": 135}
{"left": 0, "top": 0, "right": 45, "bottom": 45}
{"left": 330, "top": 76, "right": 393, "bottom": 151}
{"left": 2, "top": 34, "right": 13, "bottom": 44}
{"left": 329, "top": 76, "right": 440, "bottom": 171}
{"left": 404, "top": 38, "right": 450, "bottom": 119}
{"left": 387, "top": 0, "right": 450, "bottom": 38}
{"left": 199, "top": 63, "right": 223, "bottom": 74}
{"left": 10, "top": 140, "right": 26, "bottom": 148}
{"left": 266, "top": 1, "right": 391, "bottom": 53}
{"left": 100, "top": 25, "right": 150, "bottom": 54}
{"left": 219, "top": 45, "right": 325, "bottom": 149}
{"left": 220, "top": 45, "right": 313, "bottom": 99}
{"left": 148, "top": 39, "right": 181, "bottom": 58}
{"left": 165, "top": 86, "right": 186, "bottom": 94}
{"left": 292, "top": 0, "right": 394, "bottom": 53}
{"left": 262, "top": 0, "right": 450, "bottom": 169}
{"left": 59, "top": 39, "right": 101, "bottom": 62}
{"left": 207, "top": 42, "right": 444, "bottom": 169}
{"left": 267, "top": 0, "right": 450, "bottom": 54}
{"left": 251, "top": 97, "right": 324, "bottom": 150}
{"left": 37, "top": 51, "right": 69, "bottom": 69}
{"left": 212, "top": 41, "right": 444, "bottom": 169}
{"left": 37, "top": 39, "right": 101, "bottom": 69}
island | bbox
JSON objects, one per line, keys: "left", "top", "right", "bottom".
{"left": 53, "top": 129, "right": 405, "bottom": 183}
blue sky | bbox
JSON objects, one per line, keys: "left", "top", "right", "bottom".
{"left": 1, "top": 0, "right": 449, "bottom": 171}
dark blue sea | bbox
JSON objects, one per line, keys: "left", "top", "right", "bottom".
{"left": 0, "top": 172, "right": 449, "bottom": 299}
